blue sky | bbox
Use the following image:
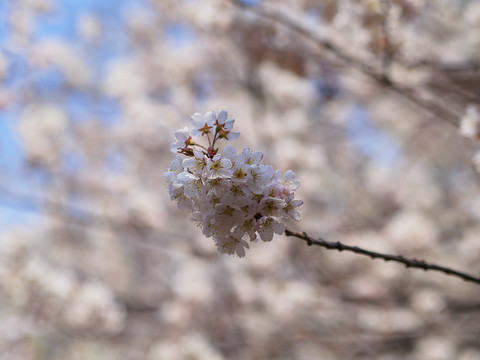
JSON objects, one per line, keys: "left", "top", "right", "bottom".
{"left": 0, "top": 0, "right": 150, "bottom": 229}
{"left": 345, "top": 104, "right": 401, "bottom": 167}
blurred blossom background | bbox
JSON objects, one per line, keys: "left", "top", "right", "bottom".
{"left": 1, "top": 0, "right": 480, "bottom": 359}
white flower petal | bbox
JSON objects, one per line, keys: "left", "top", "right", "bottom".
{"left": 271, "top": 219, "right": 285, "bottom": 234}
{"left": 251, "top": 151, "right": 263, "bottom": 164}
{"left": 288, "top": 208, "right": 302, "bottom": 221}
{"left": 223, "top": 145, "right": 237, "bottom": 161}
{"left": 194, "top": 150, "right": 204, "bottom": 159}
{"left": 218, "top": 110, "right": 228, "bottom": 124}
{"left": 205, "top": 111, "right": 216, "bottom": 124}
{"left": 290, "top": 199, "right": 303, "bottom": 207}
{"left": 258, "top": 225, "right": 274, "bottom": 242}
{"left": 190, "top": 113, "right": 205, "bottom": 127}
{"left": 224, "top": 118, "right": 235, "bottom": 131}
{"left": 226, "top": 131, "right": 240, "bottom": 140}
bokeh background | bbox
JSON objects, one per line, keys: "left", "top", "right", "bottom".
{"left": 1, "top": 0, "right": 480, "bottom": 359}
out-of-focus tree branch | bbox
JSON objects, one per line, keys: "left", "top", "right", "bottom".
{"left": 285, "top": 229, "right": 480, "bottom": 285}
{"left": 406, "top": 59, "right": 480, "bottom": 72}
{"left": 229, "top": 0, "right": 377, "bottom": 76}
{"left": 229, "top": 0, "right": 459, "bottom": 126}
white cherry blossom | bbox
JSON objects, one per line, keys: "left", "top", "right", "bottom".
{"left": 214, "top": 235, "right": 249, "bottom": 257}
{"left": 238, "top": 148, "right": 263, "bottom": 166}
{"left": 206, "top": 154, "right": 232, "bottom": 179}
{"left": 222, "top": 130, "right": 240, "bottom": 141}
{"left": 216, "top": 110, "right": 235, "bottom": 131}
{"left": 170, "top": 127, "right": 192, "bottom": 153}
{"left": 190, "top": 112, "right": 215, "bottom": 138}
{"left": 248, "top": 164, "right": 274, "bottom": 194}
{"left": 257, "top": 217, "right": 285, "bottom": 242}
{"left": 285, "top": 199, "right": 304, "bottom": 221}
{"left": 183, "top": 150, "right": 206, "bottom": 175}
{"left": 259, "top": 197, "right": 287, "bottom": 217}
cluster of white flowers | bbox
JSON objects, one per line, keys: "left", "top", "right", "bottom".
{"left": 164, "top": 110, "right": 303, "bottom": 257}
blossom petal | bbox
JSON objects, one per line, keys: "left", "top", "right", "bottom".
{"left": 191, "top": 113, "right": 205, "bottom": 128}
{"left": 226, "top": 131, "right": 240, "bottom": 140}
{"left": 218, "top": 110, "right": 228, "bottom": 124}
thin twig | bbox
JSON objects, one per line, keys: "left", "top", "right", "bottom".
{"left": 380, "top": 0, "right": 393, "bottom": 79}
{"left": 284, "top": 229, "right": 480, "bottom": 285}
{"left": 230, "top": 0, "right": 375, "bottom": 77}
{"left": 386, "top": 84, "right": 458, "bottom": 126}
{"left": 406, "top": 59, "right": 480, "bottom": 72}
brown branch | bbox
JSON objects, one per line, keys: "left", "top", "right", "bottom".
{"left": 285, "top": 229, "right": 480, "bottom": 285}
{"left": 386, "top": 85, "right": 458, "bottom": 126}
{"left": 380, "top": 0, "right": 393, "bottom": 79}
{"left": 405, "top": 59, "right": 480, "bottom": 73}
{"left": 230, "top": 0, "right": 375, "bottom": 76}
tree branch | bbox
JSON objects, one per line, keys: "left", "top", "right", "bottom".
{"left": 4, "top": 187, "right": 479, "bottom": 285}
{"left": 405, "top": 59, "right": 480, "bottom": 73}
{"left": 229, "top": 0, "right": 459, "bottom": 126}
{"left": 284, "top": 229, "right": 480, "bottom": 285}
{"left": 230, "top": 0, "right": 374, "bottom": 76}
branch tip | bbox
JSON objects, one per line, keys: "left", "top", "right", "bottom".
{"left": 284, "top": 227, "right": 480, "bottom": 285}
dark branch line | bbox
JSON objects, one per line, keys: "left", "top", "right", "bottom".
{"left": 285, "top": 229, "right": 480, "bottom": 285}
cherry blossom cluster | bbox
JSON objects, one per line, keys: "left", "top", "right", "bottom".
{"left": 164, "top": 110, "right": 303, "bottom": 257}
